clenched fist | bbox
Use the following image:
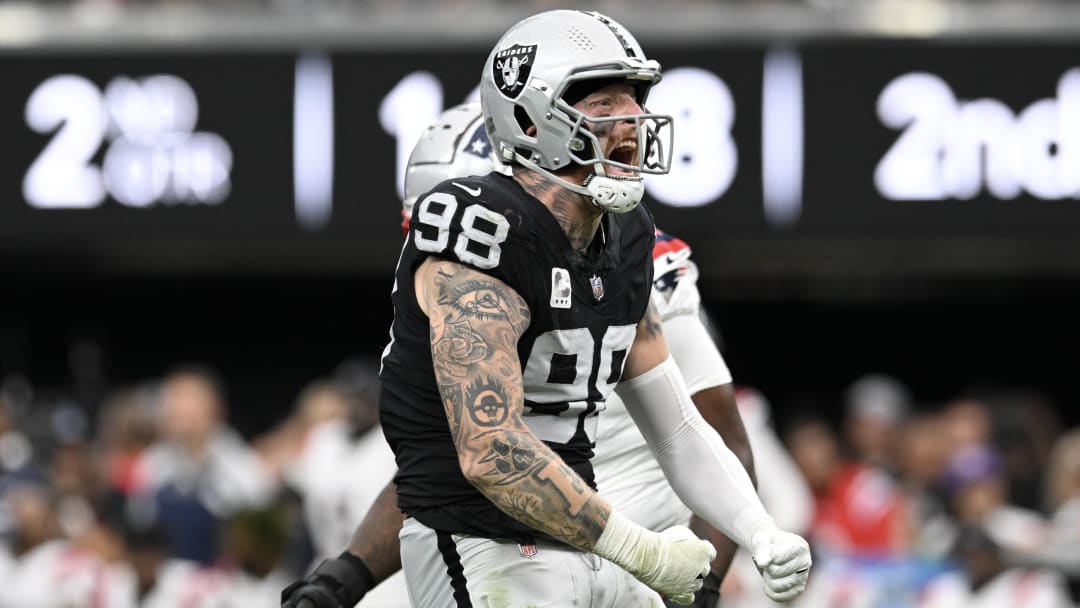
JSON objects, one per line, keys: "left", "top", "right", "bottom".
{"left": 594, "top": 511, "right": 717, "bottom": 606}
{"left": 646, "top": 526, "right": 718, "bottom": 605}
{"left": 748, "top": 523, "right": 812, "bottom": 602}
{"left": 281, "top": 552, "right": 375, "bottom": 608}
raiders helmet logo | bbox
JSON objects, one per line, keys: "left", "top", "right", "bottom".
{"left": 492, "top": 44, "right": 537, "bottom": 99}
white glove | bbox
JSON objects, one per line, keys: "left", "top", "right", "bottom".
{"left": 593, "top": 511, "right": 716, "bottom": 605}
{"left": 748, "top": 522, "right": 812, "bottom": 602}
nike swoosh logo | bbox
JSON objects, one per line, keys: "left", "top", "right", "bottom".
{"left": 659, "top": 250, "right": 690, "bottom": 266}
{"left": 453, "top": 182, "right": 482, "bottom": 197}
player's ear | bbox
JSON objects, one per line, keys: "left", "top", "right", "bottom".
{"left": 526, "top": 125, "right": 537, "bottom": 137}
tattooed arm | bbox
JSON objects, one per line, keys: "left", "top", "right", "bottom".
{"left": 414, "top": 258, "right": 721, "bottom": 601}
{"left": 413, "top": 257, "right": 611, "bottom": 550}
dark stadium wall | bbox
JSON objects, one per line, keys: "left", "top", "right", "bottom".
{"left": 2, "top": 275, "right": 1075, "bottom": 439}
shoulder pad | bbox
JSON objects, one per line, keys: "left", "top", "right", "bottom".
{"left": 652, "top": 229, "right": 693, "bottom": 292}
{"left": 409, "top": 174, "right": 528, "bottom": 274}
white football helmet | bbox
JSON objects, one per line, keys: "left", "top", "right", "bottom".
{"left": 480, "top": 10, "right": 674, "bottom": 213}
{"left": 402, "top": 102, "right": 499, "bottom": 227}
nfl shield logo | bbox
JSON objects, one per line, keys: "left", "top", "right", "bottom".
{"left": 590, "top": 274, "right": 604, "bottom": 301}
{"left": 518, "top": 541, "right": 538, "bottom": 559}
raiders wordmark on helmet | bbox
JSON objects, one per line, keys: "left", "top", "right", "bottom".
{"left": 493, "top": 44, "right": 537, "bottom": 99}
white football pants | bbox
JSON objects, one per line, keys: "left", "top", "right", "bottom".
{"left": 399, "top": 517, "right": 663, "bottom": 608}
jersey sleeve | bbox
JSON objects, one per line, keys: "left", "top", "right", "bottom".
{"left": 662, "top": 310, "right": 732, "bottom": 392}
{"left": 408, "top": 180, "right": 534, "bottom": 299}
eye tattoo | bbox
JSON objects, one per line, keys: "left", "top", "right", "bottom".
{"left": 442, "top": 280, "right": 511, "bottom": 321}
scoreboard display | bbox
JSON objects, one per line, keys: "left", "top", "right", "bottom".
{"left": 2, "top": 40, "right": 1079, "bottom": 279}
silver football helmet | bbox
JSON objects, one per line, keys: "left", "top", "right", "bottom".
{"left": 402, "top": 102, "right": 499, "bottom": 223}
{"left": 480, "top": 10, "right": 673, "bottom": 213}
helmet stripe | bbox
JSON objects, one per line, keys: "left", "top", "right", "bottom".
{"left": 581, "top": 11, "right": 637, "bottom": 58}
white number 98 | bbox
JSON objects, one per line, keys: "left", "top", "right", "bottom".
{"left": 413, "top": 192, "right": 510, "bottom": 269}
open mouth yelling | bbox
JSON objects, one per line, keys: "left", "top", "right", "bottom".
{"left": 607, "top": 138, "right": 639, "bottom": 177}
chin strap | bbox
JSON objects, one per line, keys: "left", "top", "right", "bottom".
{"left": 583, "top": 173, "right": 645, "bottom": 214}
{"left": 515, "top": 154, "right": 644, "bottom": 214}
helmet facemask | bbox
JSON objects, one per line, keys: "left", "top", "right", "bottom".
{"left": 513, "top": 70, "right": 673, "bottom": 214}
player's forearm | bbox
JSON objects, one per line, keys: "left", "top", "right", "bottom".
{"left": 423, "top": 260, "right": 610, "bottom": 551}
{"left": 449, "top": 399, "right": 610, "bottom": 550}
{"left": 345, "top": 480, "right": 404, "bottom": 583}
{"left": 693, "top": 384, "right": 757, "bottom": 488}
{"left": 680, "top": 386, "right": 757, "bottom": 583}
{"left": 440, "top": 357, "right": 612, "bottom": 550}
{"left": 688, "top": 387, "right": 754, "bottom": 577}
{"left": 439, "top": 361, "right": 611, "bottom": 550}
{"left": 617, "top": 357, "right": 772, "bottom": 549}
{"left": 657, "top": 415, "right": 768, "bottom": 549}
{"left": 660, "top": 309, "right": 756, "bottom": 487}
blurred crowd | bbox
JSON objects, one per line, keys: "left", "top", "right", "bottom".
{"left": 0, "top": 356, "right": 395, "bottom": 607}
{"left": 730, "top": 376, "right": 1080, "bottom": 607}
{"left": 0, "top": 353, "right": 1077, "bottom": 606}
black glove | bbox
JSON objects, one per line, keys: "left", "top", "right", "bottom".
{"left": 282, "top": 551, "right": 376, "bottom": 608}
{"left": 663, "top": 571, "right": 722, "bottom": 608}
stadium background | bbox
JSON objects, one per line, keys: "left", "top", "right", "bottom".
{"left": 0, "top": 1, "right": 1079, "bottom": 606}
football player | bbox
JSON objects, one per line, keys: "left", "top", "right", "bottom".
{"left": 284, "top": 9, "right": 809, "bottom": 607}
{"left": 402, "top": 102, "right": 757, "bottom": 608}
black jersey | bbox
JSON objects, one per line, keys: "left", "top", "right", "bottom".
{"left": 379, "top": 172, "right": 655, "bottom": 539}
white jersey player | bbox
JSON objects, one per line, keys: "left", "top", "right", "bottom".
{"left": 592, "top": 229, "right": 733, "bottom": 532}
